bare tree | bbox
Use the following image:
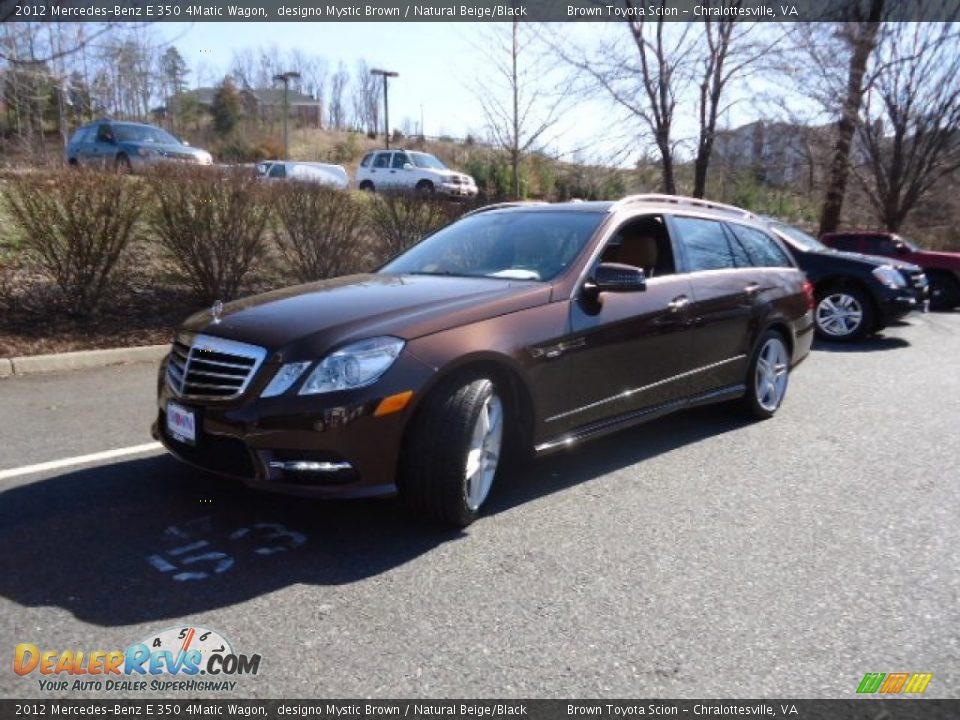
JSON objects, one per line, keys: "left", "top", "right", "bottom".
{"left": 328, "top": 61, "right": 349, "bottom": 131}
{"left": 471, "top": 21, "right": 565, "bottom": 199}
{"left": 816, "top": 0, "right": 886, "bottom": 235}
{"left": 691, "top": 16, "right": 776, "bottom": 198}
{"left": 854, "top": 21, "right": 960, "bottom": 231}
{"left": 351, "top": 59, "right": 380, "bottom": 134}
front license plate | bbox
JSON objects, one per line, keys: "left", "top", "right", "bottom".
{"left": 166, "top": 402, "right": 197, "bottom": 446}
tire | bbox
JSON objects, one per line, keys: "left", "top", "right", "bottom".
{"left": 928, "top": 271, "right": 960, "bottom": 310}
{"left": 359, "top": 180, "right": 375, "bottom": 192}
{"left": 415, "top": 180, "right": 435, "bottom": 195}
{"left": 115, "top": 154, "right": 132, "bottom": 173}
{"left": 740, "top": 330, "right": 791, "bottom": 420}
{"left": 398, "top": 377, "right": 505, "bottom": 527}
{"left": 813, "top": 286, "right": 875, "bottom": 341}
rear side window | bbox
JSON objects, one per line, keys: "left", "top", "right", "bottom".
{"left": 95, "top": 124, "right": 114, "bottom": 143}
{"left": 827, "top": 235, "right": 861, "bottom": 252}
{"left": 360, "top": 153, "right": 373, "bottom": 168}
{"left": 373, "top": 153, "right": 391, "bottom": 169}
{"left": 672, "top": 216, "right": 737, "bottom": 271}
{"left": 70, "top": 127, "right": 90, "bottom": 144}
{"left": 861, "top": 235, "right": 898, "bottom": 254}
{"left": 728, "top": 224, "right": 793, "bottom": 267}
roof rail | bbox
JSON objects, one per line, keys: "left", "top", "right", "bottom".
{"left": 609, "top": 194, "right": 756, "bottom": 220}
{"left": 461, "top": 201, "right": 549, "bottom": 218}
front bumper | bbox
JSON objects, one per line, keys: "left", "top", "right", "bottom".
{"left": 440, "top": 182, "right": 478, "bottom": 197}
{"left": 152, "top": 352, "right": 435, "bottom": 499}
{"left": 876, "top": 285, "right": 924, "bottom": 324}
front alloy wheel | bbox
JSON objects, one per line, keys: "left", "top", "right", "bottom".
{"left": 814, "top": 290, "right": 872, "bottom": 341}
{"left": 399, "top": 377, "right": 505, "bottom": 526}
{"left": 464, "top": 393, "right": 503, "bottom": 511}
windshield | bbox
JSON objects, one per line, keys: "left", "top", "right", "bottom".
{"left": 769, "top": 221, "right": 827, "bottom": 251}
{"left": 380, "top": 210, "right": 604, "bottom": 281}
{"left": 410, "top": 152, "right": 447, "bottom": 170}
{"left": 895, "top": 235, "right": 919, "bottom": 251}
{"left": 113, "top": 124, "right": 181, "bottom": 145}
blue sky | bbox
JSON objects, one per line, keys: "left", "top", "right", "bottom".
{"left": 156, "top": 22, "right": 768, "bottom": 165}
{"left": 158, "top": 23, "right": 519, "bottom": 140}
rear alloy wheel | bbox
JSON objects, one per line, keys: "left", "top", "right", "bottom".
{"left": 359, "top": 180, "right": 375, "bottom": 192}
{"left": 814, "top": 288, "right": 873, "bottom": 341}
{"left": 399, "top": 377, "right": 504, "bottom": 526}
{"left": 741, "top": 331, "right": 790, "bottom": 419}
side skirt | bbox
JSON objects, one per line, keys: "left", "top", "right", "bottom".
{"left": 534, "top": 384, "right": 746, "bottom": 456}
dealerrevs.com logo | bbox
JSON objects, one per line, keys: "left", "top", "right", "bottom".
{"left": 14, "top": 626, "right": 261, "bottom": 693}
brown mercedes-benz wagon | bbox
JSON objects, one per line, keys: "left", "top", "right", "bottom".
{"left": 153, "top": 194, "right": 814, "bottom": 526}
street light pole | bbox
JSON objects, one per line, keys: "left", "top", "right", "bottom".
{"left": 273, "top": 71, "right": 301, "bottom": 160}
{"left": 370, "top": 68, "right": 399, "bottom": 148}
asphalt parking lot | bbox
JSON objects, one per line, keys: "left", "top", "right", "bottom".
{"left": 1, "top": 311, "right": 958, "bottom": 699}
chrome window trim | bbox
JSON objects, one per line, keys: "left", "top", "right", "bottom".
{"left": 166, "top": 333, "right": 268, "bottom": 401}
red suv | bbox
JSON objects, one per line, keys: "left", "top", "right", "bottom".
{"left": 820, "top": 231, "right": 960, "bottom": 309}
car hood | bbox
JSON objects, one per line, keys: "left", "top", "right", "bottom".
{"left": 433, "top": 169, "right": 474, "bottom": 182}
{"left": 181, "top": 273, "right": 551, "bottom": 360}
{"left": 814, "top": 248, "right": 920, "bottom": 271}
{"left": 910, "top": 249, "right": 960, "bottom": 266}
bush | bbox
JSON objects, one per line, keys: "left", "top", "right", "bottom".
{"left": 145, "top": 165, "right": 272, "bottom": 302}
{"left": 272, "top": 184, "right": 370, "bottom": 282}
{"left": 2, "top": 169, "right": 145, "bottom": 316}
{"left": 366, "top": 191, "right": 468, "bottom": 262}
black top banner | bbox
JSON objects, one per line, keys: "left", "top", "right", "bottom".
{"left": 3, "top": 699, "right": 960, "bottom": 719}
{"left": 2, "top": 0, "right": 960, "bottom": 22}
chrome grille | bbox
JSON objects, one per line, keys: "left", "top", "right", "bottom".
{"left": 166, "top": 333, "right": 267, "bottom": 400}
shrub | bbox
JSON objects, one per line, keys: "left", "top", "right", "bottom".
{"left": 272, "top": 183, "right": 370, "bottom": 282}
{"left": 2, "top": 169, "right": 144, "bottom": 316}
{"left": 145, "top": 165, "right": 272, "bottom": 302}
{"left": 366, "top": 191, "right": 468, "bottom": 263}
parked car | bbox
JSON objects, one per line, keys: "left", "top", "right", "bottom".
{"left": 254, "top": 160, "right": 348, "bottom": 189}
{"left": 356, "top": 149, "right": 478, "bottom": 197}
{"left": 153, "top": 194, "right": 813, "bottom": 526}
{"left": 820, "top": 230, "right": 960, "bottom": 310}
{"left": 765, "top": 220, "right": 928, "bottom": 341}
{"left": 66, "top": 119, "right": 213, "bottom": 171}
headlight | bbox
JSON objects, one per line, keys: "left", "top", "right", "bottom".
{"left": 872, "top": 265, "right": 907, "bottom": 288}
{"left": 261, "top": 361, "right": 311, "bottom": 398}
{"left": 299, "top": 337, "right": 405, "bottom": 395}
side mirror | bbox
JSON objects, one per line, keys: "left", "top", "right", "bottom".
{"left": 403, "top": 162, "right": 414, "bottom": 170}
{"left": 183, "top": 140, "right": 191, "bottom": 147}
{"left": 584, "top": 263, "right": 647, "bottom": 296}
{"left": 894, "top": 241, "right": 908, "bottom": 255}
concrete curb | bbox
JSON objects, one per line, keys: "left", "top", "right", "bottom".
{"left": 4, "top": 344, "right": 168, "bottom": 377}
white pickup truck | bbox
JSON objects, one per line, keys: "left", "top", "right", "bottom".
{"left": 355, "top": 149, "right": 478, "bottom": 197}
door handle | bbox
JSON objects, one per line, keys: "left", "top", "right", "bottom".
{"left": 745, "top": 283, "right": 761, "bottom": 296}
{"left": 667, "top": 295, "right": 690, "bottom": 312}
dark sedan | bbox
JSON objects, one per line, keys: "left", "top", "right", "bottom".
{"left": 154, "top": 195, "right": 814, "bottom": 526}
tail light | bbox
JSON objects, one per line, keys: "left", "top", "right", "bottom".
{"left": 802, "top": 280, "right": 815, "bottom": 311}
